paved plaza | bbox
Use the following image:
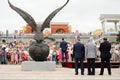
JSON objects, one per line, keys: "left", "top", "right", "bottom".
{"left": 0, "top": 65, "right": 120, "bottom": 80}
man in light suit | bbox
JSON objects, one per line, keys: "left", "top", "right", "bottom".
{"left": 85, "top": 37, "right": 97, "bottom": 75}
{"left": 73, "top": 36, "right": 85, "bottom": 75}
{"left": 99, "top": 37, "right": 111, "bottom": 75}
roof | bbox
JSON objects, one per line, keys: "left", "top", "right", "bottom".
{"left": 99, "top": 14, "right": 120, "bottom": 21}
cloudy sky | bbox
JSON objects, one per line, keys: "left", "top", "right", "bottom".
{"left": 1, "top": 0, "right": 120, "bottom": 33}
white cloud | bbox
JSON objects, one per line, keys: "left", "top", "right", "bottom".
{"left": 0, "top": 0, "right": 120, "bottom": 33}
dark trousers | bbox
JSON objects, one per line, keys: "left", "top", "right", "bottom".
{"left": 61, "top": 50, "right": 66, "bottom": 62}
{"left": 75, "top": 58, "right": 84, "bottom": 74}
{"left": 1, "top": 55, "right": 7, "bottom": 64}
{"left": 87, "top": 58, "right": 95, "bottom": 75}
{"left": 71, "top": 54, "right": 73, "bottom": 61}
{"left": 100, "top": 58, "right": 111, "bottom": 75}
{"left": 52, "top": 55, "right": 56, "bottom": 61}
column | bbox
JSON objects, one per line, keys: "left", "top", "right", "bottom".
{"left": 119, "top": 20, "right": 120, "bottom": 30}
{"left": 114, "top": 21, "right": 118, "bottom": 31}
{"left": 101, "top": 20, "right": 106, "bottom": 34}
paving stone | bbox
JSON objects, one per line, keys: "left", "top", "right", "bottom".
{"left": 0, "top": 65, "right": 119, "bottom": 80}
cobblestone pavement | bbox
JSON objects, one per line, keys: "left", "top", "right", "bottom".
{"left": 0, "top": 65, "right": 120, "bottom": 80}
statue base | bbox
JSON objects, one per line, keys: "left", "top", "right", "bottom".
{"left": 21, "top": 61, "right": 56, "bottom": 71}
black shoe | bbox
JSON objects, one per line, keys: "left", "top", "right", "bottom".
{"left": 81, "top": 73, "right": 84, "bottom": 75}
{"left": 87, "top": 74, "right": 91, "bottom": 75}
{"left": 75, "top": 73, "right": 78, "bottom": 75}
{"left": 109, "top": 73, "right": 111, "bottom": 75}
{"left": 99, "top": 74, "right": 103, "bottom": 75}
{"left": 91, "top": 73, "right": 95, "bottom": 75}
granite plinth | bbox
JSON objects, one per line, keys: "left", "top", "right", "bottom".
{"left": 21, "top": 61, "right": 56, "bottom": 71}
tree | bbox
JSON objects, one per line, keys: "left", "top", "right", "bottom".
{"left": 116, "top": 31, "right": 120, "bottom": 42}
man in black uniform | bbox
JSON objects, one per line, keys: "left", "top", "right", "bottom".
{"left": 99, "top": 37, "right": 111, "bottom": 75}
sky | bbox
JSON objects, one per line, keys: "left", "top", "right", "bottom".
{"left": 1, "top": 0, "right": 120, "bottom": 33}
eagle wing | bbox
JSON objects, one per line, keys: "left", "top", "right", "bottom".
{"left": 8, "top": 0, "right": 37, "bottom": 31}
{"left": 41, "top": 0, "right": 69, "bottom": 32}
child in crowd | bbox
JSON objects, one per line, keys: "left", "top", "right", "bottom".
{"left": 14, "top": 51, "right": 19, "bottom": 64}
{"left": 57, "top": 48, "right": 62, "bottom": 67}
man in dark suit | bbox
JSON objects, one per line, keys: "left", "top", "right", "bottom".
{"left": 73, "top": 36, "right": 85, "bottom": 75}
{"left": 99, "top": 37, "right": 111, "bottom": 75}
{"left": 60, "top": 38, "right": 68, "bottom": 62}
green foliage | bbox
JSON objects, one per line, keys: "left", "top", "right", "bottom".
{"left": 116, "top": 31, "right": 120, "bottom": 42}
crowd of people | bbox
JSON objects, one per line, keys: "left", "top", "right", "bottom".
{"left": 0, "top": 38, "right": 120, "bottom": 64}
{"left": 0, "top": 40, "right": 32, "bottom": 64}
{"left": 0, "top": 36, "right": 120, "bottom": 75}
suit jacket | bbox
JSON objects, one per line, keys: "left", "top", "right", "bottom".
{"left": 60, "top": 41, "right": 68, "bottom": 51}
{"left": 85, "top": 41, "right": 97, "bottom": 58}
{"left": 99, "top": 41, "right": 111, "bottom": 58}
{"left": 73, "top": 42, "right": 85, "bottom": 59}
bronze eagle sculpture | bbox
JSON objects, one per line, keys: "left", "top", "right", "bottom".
{"left": 8, "top": 0, "right": 69, "bottom": 61}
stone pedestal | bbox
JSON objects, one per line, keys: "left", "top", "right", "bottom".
{"left": 21, "top": 61, "right": 56, "bottom": 71}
